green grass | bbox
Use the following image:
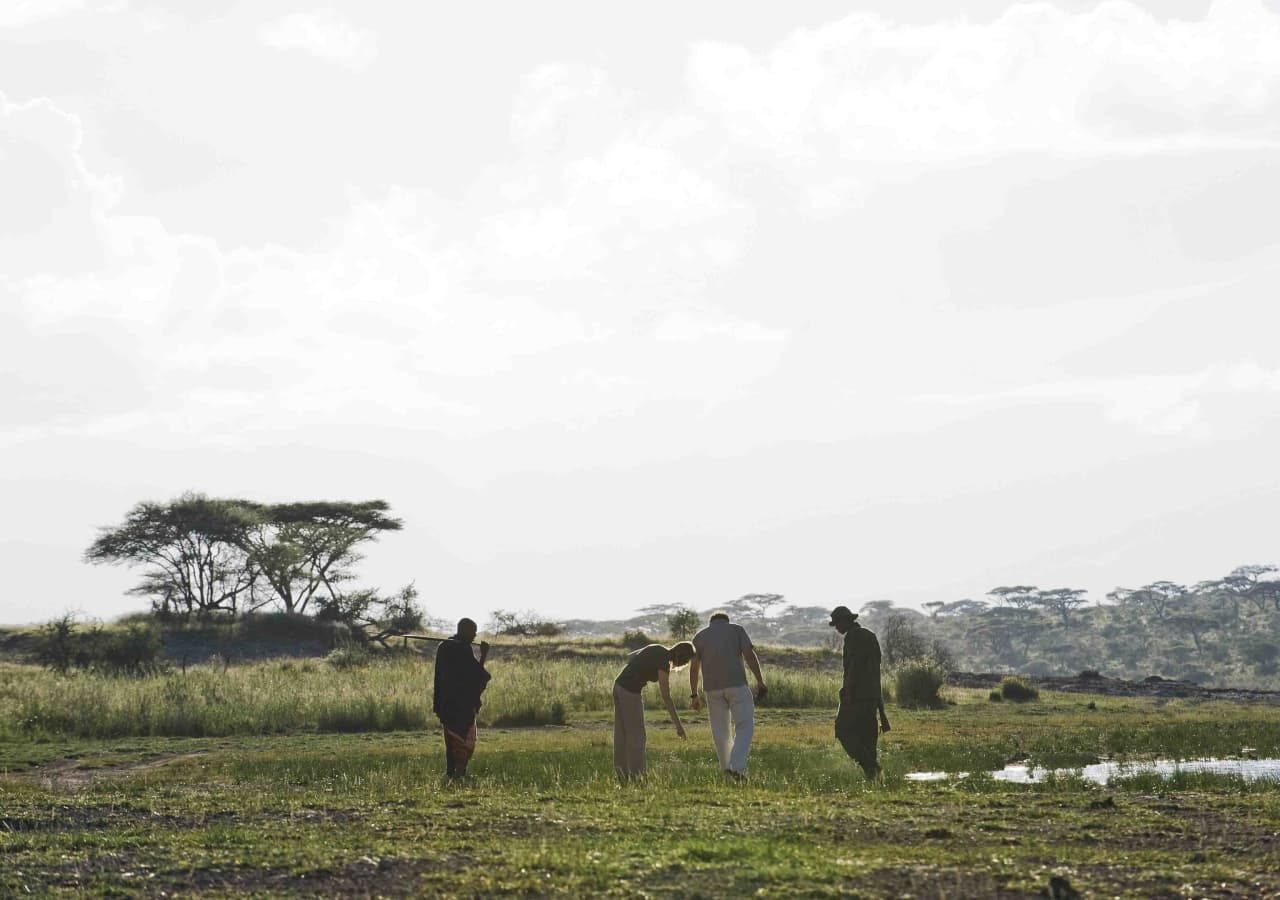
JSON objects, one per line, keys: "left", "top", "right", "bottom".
{"left": 3, "top": 652, "right": 1280, "bottom": 895}
{"left": 2, "top": 701, "right": 1280, "bottom": 896}
{"left": 0, "top": 653, "right": 848, "bottom": 740}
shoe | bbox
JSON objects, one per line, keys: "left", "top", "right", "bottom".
{"left": 723, "top": 769, "right": 745, "bottom": 781}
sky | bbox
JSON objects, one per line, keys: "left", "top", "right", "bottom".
{"left": 2, "top": 0, "right": 1280, "bottom": 626}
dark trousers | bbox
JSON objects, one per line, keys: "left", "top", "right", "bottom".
{"left": 836, "top": 699, "right": 879, "bottom": 777}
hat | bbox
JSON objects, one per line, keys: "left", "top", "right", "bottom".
{"left": 828, "top": 605, "right": 858, "bottom": 626}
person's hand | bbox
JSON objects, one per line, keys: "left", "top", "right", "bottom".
{"left": 880, "top": 718, "right": 891, "bottom": 734}
{"left": 675, "top": 723, "right": 687, "bottom": 740}
{"left": 755, "top": 683, "right": 768, "bottom": 701}
{"left": 479, "top": 640, "right": 490, "bottom": 654}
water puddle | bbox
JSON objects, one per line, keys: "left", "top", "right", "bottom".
{"left": 905, "top": 758, "right": 1280, "bottom": 784}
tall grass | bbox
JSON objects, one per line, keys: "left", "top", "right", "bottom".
{"left": 0, "top": 654, "right": 850, "bottom": 740}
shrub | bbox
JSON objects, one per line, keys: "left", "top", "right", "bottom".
{"left": 491, "top": 701, "right": 568, "bottom": 727}
{"left": 33, "top": 617, "right": 163, "bottom": 677}
{"left": 1000, "top": 676, "right": 1039, "bottom": 702}
{"left": 667, "top": 608, "right": 700, "bottom": 640}
{"left": 237, "top": 612, "right": 332, "bottom": 643}
{"left": 895, "top": 663, "right": 946, "bottom": 709}
{"left": 988, "top": 690, "right": 1003, "bottom": 702}
{"left": 326, "top": 643, "right": 372, "bottom": 670}
{"left": 621, "top": 630, "right": 653, "bottom": 651}
{"left": 1078, "top": 669, "right": 1102, "bottom": 680}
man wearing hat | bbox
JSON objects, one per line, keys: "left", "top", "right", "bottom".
{"left": 829, "top": 606, "right": 889, "bottom": 778}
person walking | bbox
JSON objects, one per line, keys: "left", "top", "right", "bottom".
{"left": 612, "top": 641, "right": 694, "bottom": 780}
{"left": 689, "top": 613, "right": 767, "bottom": 779}
{"left": 829, "top": 605, "right": 885, "bottom": 778}
{"left": 432, "top": 618, "right": 491, "bottom": 779}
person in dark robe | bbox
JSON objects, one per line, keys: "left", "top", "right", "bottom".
{"left": 829, "top": 606, "right": 885, "bottom": 778}
{"left": 433, "top": 618, "right": 491, "bottom": 779}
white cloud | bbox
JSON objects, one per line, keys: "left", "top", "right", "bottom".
{"left": 688, "top": 0, "right": 1280, "bottom": 163}
{"left": 916, "top": 361, "right": 1280, "bottom": 436}
{"left": 653, "top": 308, "right": 787, "bottom": 344}
{"left": 257, "top": 9, "right": 377, "bottom": 71}
{"left": 0, "top": 0, "right": 94, "bottom": 28}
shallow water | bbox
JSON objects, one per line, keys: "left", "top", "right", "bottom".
{"left": 904, "top": 758, "right": 1280, "bottom": 784}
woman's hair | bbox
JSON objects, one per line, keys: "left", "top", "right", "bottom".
{"left": 668, "top": 641, "right": 696, "bottom": 669}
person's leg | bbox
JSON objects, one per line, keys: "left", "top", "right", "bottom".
{"left": 835, "top": 703, "right": 858, "bottom": 760}
{"left": 622, "top": 688, "right": 647, "bottom": 777}
{"left": 444, "top": 732, "right": 455, "bottom": 777}
{"left": 727, "top": 683, "right": 755, "bottom": 774}
{"left": 613, "top": 683, "right": 629, "bottom": 779}
{"left": 706, "top": 688, "right": 732, "bottom": 770}
{"left": 849, "top": 700, "right": 879, "bottom": 778}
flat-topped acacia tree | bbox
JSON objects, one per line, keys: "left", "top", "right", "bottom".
{"left": 238, "top": 500, "right": 403, "bottom": 615}
{"left": 86, "top": 495, "right": 402, "bottom": 618}
{"left": 84, "top": 493, "right": 260, "bottom": 617}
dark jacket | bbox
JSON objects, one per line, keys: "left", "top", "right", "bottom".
{"left": 842, "top": 623, "right": 882, "bottom": 702}
{"left": 433, "top": 637, "right": 491, "bottom": 723}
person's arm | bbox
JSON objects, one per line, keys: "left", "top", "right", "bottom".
{"left": 657, "top": 669, "right": 686, "bottom": 738}
{"left": 478, "top": 640, "right": 490, "bottom": 666}
{"left": 689, "top": 656, "right": 702, "bottom": 711}
{"left": 743, "top": 646, "right": 767, "bottom": 698}
{"left": 878, "top": 698, "right": 891, "bottom": 732}
{"left": 432, "top": 644, "right": 445, "bottom": 716}
{"left": 841, "top": 636, "right": 857, "bottom": 702}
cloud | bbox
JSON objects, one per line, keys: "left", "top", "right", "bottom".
{"left": 916, "top": 361, "right": 1280, "bottom": 436}
{"left": 0, "top": 0, "right": 90, "bottom": 29}
{"left": 257, "top": 9, "right": 377, "bottom": 70}
{"left": 687, "top": 0, "right": 1280, "bottom": 163}
{"left": 653, "top": 308, "right": 787, "bottom": 344}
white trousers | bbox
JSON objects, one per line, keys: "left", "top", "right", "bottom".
{"left": 706, "top": 683, "right": 755, "bottom": 773}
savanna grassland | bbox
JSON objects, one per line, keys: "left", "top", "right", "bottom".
{"left": 3, "top": 647, "right": 1280, "bottom": 897}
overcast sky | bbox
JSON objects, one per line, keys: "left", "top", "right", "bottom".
{"left": 3, "top": 0, "right": 1279, "bottom": 626}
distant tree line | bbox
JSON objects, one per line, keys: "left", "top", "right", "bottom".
{"left": 85, "top": 493, "right": 421, "bottom": 639}
{"left": 862, "top": 564, "right": 1280, "bottom": 687}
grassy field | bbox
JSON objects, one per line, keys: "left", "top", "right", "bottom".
{"left": 3, "top": 651, "right": 1280, "bottom": 897}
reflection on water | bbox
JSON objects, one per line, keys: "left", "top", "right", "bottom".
{"left": 905, "top": 758, "right": 1280, "bottom": 784}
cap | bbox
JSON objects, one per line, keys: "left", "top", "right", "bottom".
{"left": 828, "top": 605, "right": 858, "bottom": 626}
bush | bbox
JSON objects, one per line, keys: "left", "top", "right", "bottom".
{"left": 988, "top": 690, "right": 1003, "bottom": 702}
{"left": 237, "top": 612, "right": 332, "bottom": 643}
{"left": 491, "top": 700, "right": 568, "bottom": 727}
{"left": 1000, "top": 676, "right": 1039, "bottom": 702}
{"left": 326, "top": 643, "right": 372, "bottom": 670}
{"left": 667, "top": 608, "right": 700, "bottom": 640}
{"left": 894, "top": 663, "right": 946, "bottom": 709}
{"left": 33, "top": 617, "right": 163, "bottom": 677}
{"left": 621, "top": 630, "right": 653, "bottom": 651}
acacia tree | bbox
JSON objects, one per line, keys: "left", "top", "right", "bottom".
{"left": 726, "top": 593, "right": 786, "bottom": 621}
{"left": 1109, "top": 581, "right": 1186, "bottom": 622}
{"left": 240, "top": 500, "right": 403, "bottom": 615}
{"left": 85, "top": 494, "right": 260, "bottom": 617}
{"left": 987, "top": 585, "right": 1039, "bottom": 610}
{"left": 667, "top": 607, "right": 700, "bottom": 640}
{"left": 1034, "top": 587, "right": 1089, "bottom": 627}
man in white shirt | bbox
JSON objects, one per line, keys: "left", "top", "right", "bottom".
{"left": 689, "top": 612, "right": 768, "bottom": 778}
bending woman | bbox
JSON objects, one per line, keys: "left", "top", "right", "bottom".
{"left": 612, "top": 641, "right": 695, "bottom": 780}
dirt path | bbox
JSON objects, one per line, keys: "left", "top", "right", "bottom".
{"left": 2, "top": 751, "right": 207, "bottom": 791}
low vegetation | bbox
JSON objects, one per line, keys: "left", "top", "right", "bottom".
{"left": 3, "top": 691, "right": 1280, "bottom": 896}
{"left": 1000, "top": 675, "right": 1040, "bottom": 702}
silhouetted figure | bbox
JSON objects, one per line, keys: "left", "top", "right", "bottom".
{"left": 433, "top": 618, "right": 491, "bottom": 779}
{"left": 830, "top": 606, "right": 883, "bottom": 778}
{"left": 689, "top": 612, "right": 768, "bottom": 778}
{"left": 612, "top": 641, "right": 694, "bottom": 779}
